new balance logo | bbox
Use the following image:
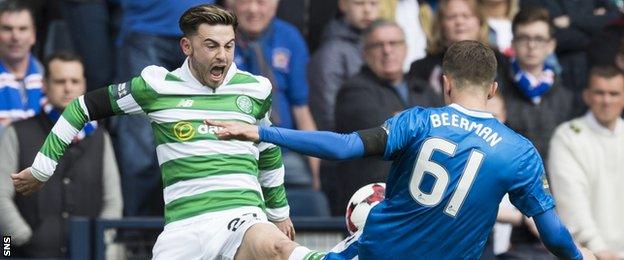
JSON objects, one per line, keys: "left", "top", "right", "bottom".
{"left": 176, "top": 99, "right": 194, "bottom": 108}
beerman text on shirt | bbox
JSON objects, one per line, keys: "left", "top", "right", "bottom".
{"left": 430, "top": 112, "right": 503, "bottom": 147}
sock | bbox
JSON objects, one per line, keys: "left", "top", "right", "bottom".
{"left": 288, "top": 246, "right": 311, "bottom": 260}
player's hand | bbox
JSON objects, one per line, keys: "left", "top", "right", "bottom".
{"left": 272, "top": 218, "right": 296, "bottom": 241}
{"left": 12, "top": 168, "right": 44, "bottom": 196}
{"left": 204, "top": 120, "right": 260, "bottom": 142}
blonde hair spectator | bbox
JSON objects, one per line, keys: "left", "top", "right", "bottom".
{"left": 426, "top": 0, "right": 489, "bottom": 55}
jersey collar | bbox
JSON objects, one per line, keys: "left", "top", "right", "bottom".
{"left": 448, "top": 103, "right": 494, "bottom": 118}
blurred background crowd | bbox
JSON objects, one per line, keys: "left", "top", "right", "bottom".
{"left": 0, "top": 0, "right": 623, "bottom": 259}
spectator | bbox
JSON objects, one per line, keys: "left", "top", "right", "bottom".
{"left": 407, "top": 0, "right": 509, "bottom": 101}
{"left": 500, "top": 7, "right": 577, "bottom": 259}
{"left": 0, "top": 0, "right": 43, "bottom": 133}
{"left": 232, "top": 0, "right": 320, "bottom": 189}
{"left": 548, "top": 66, "right": 624, "bottom": 260}
{"left": 504, "top": 7, "right": 576, "bottom": 163}
{"left": 522, "top": 0, "right": 620, "bottom": 94}
{"left": 379, "top": 0, "right": 430, "bottom": 71}
{"left": 111, "top": 0, "right": 212, "bottom": 218}
{"left": 0, "top": 52, "right": 122, "bottom": 258}
{"left": 331, "top": 20, "right": 440, "bottom": 215}
{"left": 480, "top": 0, "right": 519, "bottom": 56}
{"left": 309, "top": 0, "right": 381, "bottom": 131}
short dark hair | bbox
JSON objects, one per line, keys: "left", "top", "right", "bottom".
{"left": 588, "top": 66, "right": 624, "bottom": 86}
{"left": 443, "top": 40, "right": 497, "bottom": 89}
{"left": 43, "top": 51, "right": 83, "bottom": 79}
{"left": 512, "top": 7, "right": 554, "bottom": 37}
{"left": 179, "top": 4, "right": 237, "bottom": 36}
{"left": 0, "top": 0, "right": 34, "bottom": 24}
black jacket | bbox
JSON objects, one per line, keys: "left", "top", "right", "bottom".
{"left": 12, "top": 112, "right": 105, "bottom": 258}
{"left": 503, "top": 77, "right": 579, "bottom": 164}
{"left": 329, "top": 66, "right": 441, "bottom": 216}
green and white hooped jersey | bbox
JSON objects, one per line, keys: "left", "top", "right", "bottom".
{"left": 31, "top": 60, "right": 289, "bottom": 224}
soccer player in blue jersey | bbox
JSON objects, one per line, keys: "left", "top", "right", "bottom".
{"left": 207, "top": 40, "right": 589, "bottom": 259}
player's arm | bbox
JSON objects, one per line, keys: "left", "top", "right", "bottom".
{"left": 206, "top": 118, "right": 388, "bottom": 160}
{"left": 13, "top": 77, "right": 152, "bottom": 194}
{"left": 532, "top": 208, "right": 583, "bottom": 259}
{"left": 207, "top": 108, "right": 423, "bottom": 160}
{"left": 258, "top": 126, "right": 387, "bottom": 160}
{"left": 507, "top": 147, "right": 582, "bottom": 259}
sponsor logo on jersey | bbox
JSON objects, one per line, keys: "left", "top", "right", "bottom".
{"left": 173, "top": 122, "right": 195, "bottom": 141}
{"left": 172, "top": 121, "right": 222, "bottom": 141}
{"left": 236, "top": 96, "right": 253, "bottom": 114}
{"left": 176, "top": 99, "right": 194, "bottom": 108}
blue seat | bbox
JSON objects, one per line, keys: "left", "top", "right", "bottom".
{"left": 286, "top": 188, "right": 331, "bottom": 217}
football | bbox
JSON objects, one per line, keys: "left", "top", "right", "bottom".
{"left": 345, "top": 183, "right": 386, "bottom": 234}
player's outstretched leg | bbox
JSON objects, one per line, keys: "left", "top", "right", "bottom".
{"left": 234, "top": 222, "right": 324, "bottom": 260}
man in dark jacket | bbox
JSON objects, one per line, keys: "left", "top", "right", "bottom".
{"left": 500, "top": 8, "right": 578, "bottom": 260}
{"left": 331, "top": 20, "right": 440, "bottom": 215}
{"left": 308, "top": 0, "right": 381, "bottom": 198}
{"left": 308, "top": 0, "right": 381, "bottom": 131}
{"left": 0, "top": 52, "right": 122, "bottom": 258}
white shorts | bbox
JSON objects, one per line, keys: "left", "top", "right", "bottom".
{"left": 152, "top": 206, "right": 270, "bottom": 260}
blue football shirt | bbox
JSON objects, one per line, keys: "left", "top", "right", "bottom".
{"left": 357, "top": 104, "right": 554, "bottom": 259}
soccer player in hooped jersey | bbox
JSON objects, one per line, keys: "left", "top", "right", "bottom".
{"left": 207, "top": 41, "right": 590, "bottom": 259}
{"left": 11, "top": 4, "right": 323, "bottom": 260}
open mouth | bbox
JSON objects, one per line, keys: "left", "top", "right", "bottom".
{"left": 210, "top": 65, "right": 225, "bottom": 81}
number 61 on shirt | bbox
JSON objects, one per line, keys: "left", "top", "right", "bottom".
{"left": 409, "top": 138, "right": 485, "bottom": 217}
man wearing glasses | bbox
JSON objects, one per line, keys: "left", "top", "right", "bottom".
{"left": 332, "top": 20, "right": 440, "bottom": 216}
{"left": 499, "top": 7, "right": 579, "bottom": 260}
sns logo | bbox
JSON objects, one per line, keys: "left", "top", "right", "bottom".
{"left": 3, "top": 236, "right": 10, "bottom": 257}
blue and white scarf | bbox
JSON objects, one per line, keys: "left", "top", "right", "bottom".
{"left": 0, "top": 55, "right": 44, "bottom": 120}
{"left": 43, "top": 103, "right": 97, "bottom": 143}
{"left": 512, "top": 58, "right": 555, "bottom": 104}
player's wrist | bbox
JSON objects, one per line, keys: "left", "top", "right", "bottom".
{"left": 29, "top": 167, "right": 49, "bottom": 182}
{"left": 258, "top": 126, "right": 271, "bottom": 142}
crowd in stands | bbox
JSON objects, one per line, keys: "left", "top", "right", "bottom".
{"left": 0, "top": 0, "right": 622, "bottom": 259}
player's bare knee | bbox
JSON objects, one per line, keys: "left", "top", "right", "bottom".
{"left": 273, "top": 237, "right": 298, "bottom": 259}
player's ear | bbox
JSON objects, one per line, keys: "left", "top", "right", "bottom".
{"left": 180, "top": 37, "right": 192, "bottom": 56}
{"left": 442, "top": 75, "right": 452, "bottom": 104}
{"left": 487, "top": 82, "right": 498, "bottom": 100}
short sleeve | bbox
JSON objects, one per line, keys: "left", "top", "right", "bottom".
{"left": 382, "top": 108, "right": 425, "bottom": 160}
{"left": 508, "top": 146, "right": 555, "bottom": 217}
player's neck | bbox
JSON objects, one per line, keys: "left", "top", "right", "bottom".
{"left": 451, "top": 94, "right": 488, "bottom": 112}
